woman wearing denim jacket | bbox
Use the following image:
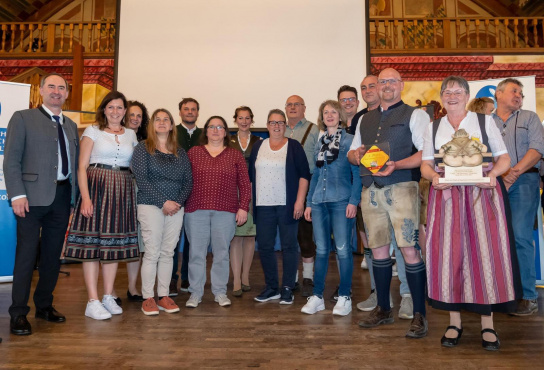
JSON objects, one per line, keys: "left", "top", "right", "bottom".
{"left": 301, "top": 100, "right": 362, "bottom": 316}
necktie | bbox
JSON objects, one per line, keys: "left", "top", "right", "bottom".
{"left": 53, "top": 115, "right": 69, "bottom": 177}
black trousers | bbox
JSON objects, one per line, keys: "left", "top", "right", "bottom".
{"left": 9, "top": 182, "right": 71, "bottom": 318}
{"left": 298, "top": 207, "right": 316, "bottom": 259}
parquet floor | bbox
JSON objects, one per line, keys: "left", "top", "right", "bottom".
{"left": 0, "top": 253, "right": 543, "bottom": 369}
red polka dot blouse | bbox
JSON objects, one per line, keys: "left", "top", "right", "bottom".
{"left": 185, "top": 145, "right": 251, "bottom": 214}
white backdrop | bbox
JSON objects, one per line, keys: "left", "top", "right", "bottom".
{"left": 468, "top": 75, "right": 536, "bottom": 113}
{"left": 117, "top": 0, "right": 368, "bottom": 127}
{"left": 0, "top": 81, "right": 31, "bottom": 282}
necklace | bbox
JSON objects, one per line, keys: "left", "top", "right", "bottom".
{"left": 107, "top": 126, "right": 123, "bottom": 134}
{"left": 238, "top": 132, "right": 250, "bottom": 154}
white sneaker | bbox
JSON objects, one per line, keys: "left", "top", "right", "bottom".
{"left": 102, "top": 295, "right": 123, "bottom": 315}
{"left": 301, "top": 295, "right": 325, "bottom": 314}
{"left": 214, "top": 294, "right": 231, "bottom": 307}
{"left": 361, "top": 257, "right": 368, "bottom": 270}
{"left": 392, "top": 263, "right": 398, "bottom": 277}
{"left": 85, "top": 299, "right": 112, "bottom": 320}
{"left": 333, "top": 296, "right": 352, "bottom": 316}
{"left": 398, "top": 295, "right": 414, "bottom": 319}
{"left": 356, "top": 291, "right": 394, "bottom": 311}
{"left": 186, "top": 294, "right": 202, "bottom": 308}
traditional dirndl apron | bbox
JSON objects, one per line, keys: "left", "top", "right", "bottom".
{"left": 426, "top": 173, "right": 521, "bottom": 314}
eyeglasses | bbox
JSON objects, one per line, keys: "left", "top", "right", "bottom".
{"left": 442, "top": 90, "right": 466, "bottom": 98}
{"left": 268, "top": 121, "right": 286, "bottom": 126}
{"left": 378, "top": 79, "right": 401, "bottom": 85}
{"left": 285, "top": 102, "right": 304, "bottom": 108}
{"left": 339, "top": 97, "right": 357, "bottom": 103}
{"left": 207, "top": 125, "right": 225, "bottom": 131}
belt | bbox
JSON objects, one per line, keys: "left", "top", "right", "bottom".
{"left": 90, "top": 163, "right": 131, "bottom": 171}
{"left": 57, "top": 179, "right": 70, "bottom": 186}
{"left": 525, "top": 167, "right": 539, "bottom": 174}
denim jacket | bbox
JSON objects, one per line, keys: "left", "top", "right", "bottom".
{"left": 306, "top": 129, "right": 362, "bottom": 206}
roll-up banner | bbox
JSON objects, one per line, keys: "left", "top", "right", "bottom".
{"left": 0, "top": 81, "right": 31, "bottom": 283}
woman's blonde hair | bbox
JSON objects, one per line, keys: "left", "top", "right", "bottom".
{"left": 145, "top": 108, "right": 179, "bottom": 156}
{"left": 317, "top": 100, "right": 347, "bottom": 131}
{"left": 467, "top": 97, "right": 494, "bottom": 114}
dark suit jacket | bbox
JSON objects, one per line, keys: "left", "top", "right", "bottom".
{"left": 3, "top": 108, "right": 79, "bottom": 207}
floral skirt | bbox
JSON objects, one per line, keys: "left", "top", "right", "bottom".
{"left": 65, "top": 166, "right": 139, "bottom": 262}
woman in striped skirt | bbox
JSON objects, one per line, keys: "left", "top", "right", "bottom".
{"left": 421, "top": 76, "right": 521, "bottom": 351}
{"left": 65, "top": 91, "right": 139, "bottom": 320}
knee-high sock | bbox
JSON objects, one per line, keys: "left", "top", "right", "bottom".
{"left": 372, "top": 257, "right": 393, "bottom": 310}
{"left": 405, "top": 261, "right": 427, "bottom": 316}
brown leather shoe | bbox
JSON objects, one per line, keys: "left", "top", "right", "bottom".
{"left": 510, "top": 299, "right": 538, "bottom": 316}
{"left": 358, "top": 306, "right": 394, "bottom": 328}
{"left": 406, "top": 312, "right": 428, "bottom": 338}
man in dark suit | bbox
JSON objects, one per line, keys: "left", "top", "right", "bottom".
{"left": 3, "top": 73, "right": 79, "bottom": 335}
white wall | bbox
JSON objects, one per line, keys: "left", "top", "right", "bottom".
{"left": 117, "top": 0, "right": 367, "bottom": 127}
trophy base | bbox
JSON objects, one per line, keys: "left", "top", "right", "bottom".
{"left": 438, "top": 177, "right": 490, "bottom": 186}
{"left": 439, "top": 164, "right": 490, "bottom": 185}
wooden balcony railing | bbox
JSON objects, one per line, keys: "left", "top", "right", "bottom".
{"left": 0, "top": 21, "right": 115, "bottom": 57}
{"left": 370, "top": 17, "right": 544, "bottom": 54}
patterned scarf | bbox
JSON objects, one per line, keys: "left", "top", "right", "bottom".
{"left": 316, "top": 129, "right": 342, "bottom": 168}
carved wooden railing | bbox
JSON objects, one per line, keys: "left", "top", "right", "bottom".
{"left": 0, "top": 21, "right": 115, "bottom": 56}
{"left": 370, "top": 17, "right": 544, "bottom": 54}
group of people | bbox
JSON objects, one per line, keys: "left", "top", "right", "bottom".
{"left": 3, "top": 69, "right": 543, "bottom": 352}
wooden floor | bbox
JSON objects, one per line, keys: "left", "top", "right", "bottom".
{"left": 0, "top": 253, "right": 543, "bottom": 369}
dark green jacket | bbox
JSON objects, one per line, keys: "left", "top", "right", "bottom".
{"left": 176, "top": 124, "right": 202, "bottom": 152}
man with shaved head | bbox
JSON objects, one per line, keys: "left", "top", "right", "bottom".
{"left": 348, "top": 68, "right": 430, "bottom": 338}
{"left": 350, "top": 75, "right": 381, "bottom": 134}
{"left": 284, "top": 95, "right": 320, "bottom": 299}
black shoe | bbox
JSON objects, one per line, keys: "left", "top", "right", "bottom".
{"left": 301, "top": 278, "right": 313, "bottom": 297}
{"left": 441, "top": 326, "right": 463, "bottom": 347}
{"left": 114, "top": 297, "right": 122, "bottom": 307}
{"left": 169, "top": 279, "right": 179, "bottom": 297}
{"left": 279, "top": 286, "right": 294, "bottom": 305}
{"left": 35, "top": 306, "right": 66, "bottom": 323}
{"left": 180, "top": 280, "right": 190, "bottom": 293}
{"left": 10, "top": 315, "right": 32, "bottom": 335}
{"left": 127, "top": 290, "right": 144, "bottom": 302}
{"left": 293, "top": 281, "right": 300, "bottom": 291}
{"left": 481, "top": 328, "right": 500, "bottom": 351}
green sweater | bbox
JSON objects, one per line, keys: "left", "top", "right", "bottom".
{"left": 176, "top": 124, "right": 202, "bottom": 152}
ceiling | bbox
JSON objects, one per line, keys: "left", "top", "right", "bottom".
{"left": 0, "top": 0, "right": 74, "bottom": 22}
{"left": 0, "top": 0, "right": 542, "bottom": 23}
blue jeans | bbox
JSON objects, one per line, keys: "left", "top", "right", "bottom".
{"left": 509, "top": 172, "right": 540, "bottom": 300}
{"left": 255, "top": 206, "right": 299, "bottom": 290}
{"left": 311, "top": 201, "right": 354, "bottom": 297}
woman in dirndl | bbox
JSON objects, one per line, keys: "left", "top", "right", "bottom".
{"left": 421, "top": 76, "right": 521, "bottom": 351}
{"left": 65, "top": 91, "right": 139, "bottom": 320}
{"left": 229, "top": 106, "right": 261, "bottom": 297}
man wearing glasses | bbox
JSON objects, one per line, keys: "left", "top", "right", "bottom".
{"left": 347, "top": 68, "right": 430, "bottom": 338}
{"left": 284, "top": 95, "right": 319, "bottom": 297}
{"left": 493, "top": 78, "right": 544, "bottom": 316}
{"left": 337, "top": 85, "right": 360, "bottom": 134}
